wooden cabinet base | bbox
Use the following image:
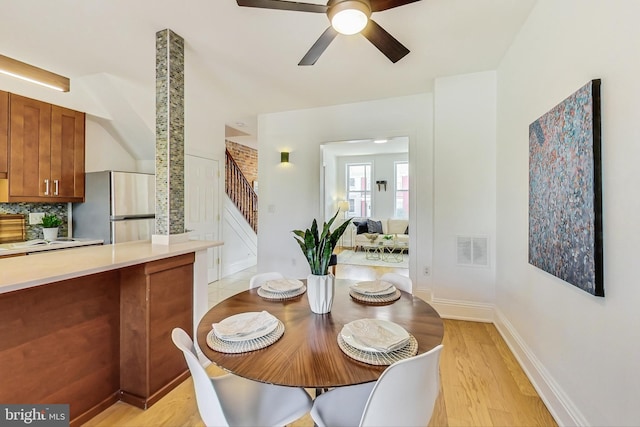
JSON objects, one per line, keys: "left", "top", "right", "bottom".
{"left": 0, "top": 253, "right": 195, "bottom": 426}
{"left": 119, "top": 370, "right": 190, "bottom": 410}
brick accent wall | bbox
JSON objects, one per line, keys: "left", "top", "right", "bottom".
{"left": 226, "top": 140, "right": 258, "bottom": 185}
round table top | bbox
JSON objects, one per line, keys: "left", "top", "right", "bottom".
{"left": 197, "top": 279, "right": 444, "bottom": 389}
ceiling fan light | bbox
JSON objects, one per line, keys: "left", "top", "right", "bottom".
{"left": 329, "top": 1, "right": 371, "bottom": 35}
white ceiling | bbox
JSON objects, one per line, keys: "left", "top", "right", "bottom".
{"left": 0, "top": 0, "right": 535, "bottom": 149}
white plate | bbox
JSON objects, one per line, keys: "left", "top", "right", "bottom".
{"left": 261, "top": 278, "right": 304, "bottom": 293}
{"left": 340, "top": 319, "right": 410, "bottom": 353}
{"left": 213, "top": 311, "right": 279, "bottom": 342}
{"left": 350, "top": 280, "right": 396, "bottom": 296}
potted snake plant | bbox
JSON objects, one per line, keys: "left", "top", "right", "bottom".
{"left": 293, "top": 210, "right": 351, "bottom": 313}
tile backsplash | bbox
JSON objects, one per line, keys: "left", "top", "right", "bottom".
{"left": 0, "top": 203, "right": 68, "bottom": 240}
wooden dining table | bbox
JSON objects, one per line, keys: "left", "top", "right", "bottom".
{"left": 196, "top": 278, "right": 445, "bottom": 390}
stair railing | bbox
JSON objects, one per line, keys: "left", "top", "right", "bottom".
{"left": 225, "top": 149, "right": 258, "bottom": 232}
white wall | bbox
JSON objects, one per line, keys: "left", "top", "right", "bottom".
{"left": 432, "top": 72, "right": 497, "bottom": 308}
{"left": 257, "top": 94, "right": 433, "bottom": 295}
{"left": 321, "top": 146, "right": 339, "bottom": 222}
{"left": 222, "top": 197, "right": 257, "bottom": 276}
{"left": 496, "top": 1, "right": 640, "bottom": 425}
{"left": 84, "top": 117, "right": 139, "bottom": 172}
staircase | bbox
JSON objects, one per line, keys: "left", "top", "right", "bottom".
{"left": 225, "top": 149, "right": 258, "bottom": 232}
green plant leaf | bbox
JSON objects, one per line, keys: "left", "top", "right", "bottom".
{"left": 291, "top": 210, "right": 352, "bottom": 275}
{"left": 41, "top": 213, "right": 62, "bottom": 228}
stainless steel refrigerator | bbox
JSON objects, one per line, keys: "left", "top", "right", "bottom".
{"left": 72, "top": 171, "right": 155, "bottom": 244}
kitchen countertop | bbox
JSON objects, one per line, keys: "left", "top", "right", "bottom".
{"left": 0, "top": 239, "right": 222, "bottom": 294}
{"left": 0, "top": 238, "right": 104, "bottom": 256}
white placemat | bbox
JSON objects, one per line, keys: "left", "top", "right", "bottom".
{"left": 350, "top": 280, "right": 396, "bottom": 295}
{"left": 341, "top": 319, "right": 410, "bottom": 352}
{"left": 349, "top": 289, "right": 401, "bottom": 305}
{"left": 212, "top": 311, "right": 279, "bottom": 341}
{"left": 206, "top": 321, "right": 285, "bottom": 354}
{"left": 337, "top": 333, "right": 418, "bottom": 365}
{"left": 258, "top": 285, "right": 307, "bottom": 300}
{"left": 262, "top": 278, "right": 304, "bottom": 293}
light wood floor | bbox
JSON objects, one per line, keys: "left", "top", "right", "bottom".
{"left": 84, "top": 262, "right": 557, "bottom": 427}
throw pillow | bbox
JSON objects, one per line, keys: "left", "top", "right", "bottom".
{"left": 367, "top": 219, "right": 383, "bottom": 234}
{"left": 353, "top": 221, "right": 368, "bottom": 235}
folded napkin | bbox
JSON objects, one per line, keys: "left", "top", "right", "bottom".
{"left": 343, "top": 319, "right": 409, "bottom": 352}
{"left": 262, "top": 278, "right": 303, "bottom": 293}
{"left": 213, "top": 311, "right": 278, "bottom": 340}
{"left": 350, "top": 280, "right": 395, "bottom": 295}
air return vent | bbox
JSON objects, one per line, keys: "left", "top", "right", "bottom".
{"left": 456, "top": 236, "right": 489, "bottom": 267}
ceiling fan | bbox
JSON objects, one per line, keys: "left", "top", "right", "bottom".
{"left": 236, "top": 0, "right": 422, "bottom": 65}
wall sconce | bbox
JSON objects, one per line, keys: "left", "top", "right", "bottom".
{"left": 280, "top": 151, "right": 290, "bottom": 163}
{"left": 0, "top": 54, "right": 70, "bottom": 92}
{"left": 375, "top": 180, "right": 387, "bottom": 191}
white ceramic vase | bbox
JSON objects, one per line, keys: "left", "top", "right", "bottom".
{"left": 43, "top": 227, "right": 59, "bottom": 241}
{"left": 306, "top": 273, "right": 335, "bottom": 314}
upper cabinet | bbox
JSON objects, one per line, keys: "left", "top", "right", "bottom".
{"left": 51, "top": 105, "right": 85, "bottom": 200}
{"left": 3, "top": 93, "right": 85, "bottom": 202}
{"left": 0, "top": 91, "right": 7, "bottom": 179}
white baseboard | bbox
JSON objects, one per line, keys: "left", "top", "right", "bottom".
{"left": 493, "top": 309, "right": 586, "bottom": 426}
{"left": 431, "top": 297, "right": 494, "bottom": 322}
{"left": 430, "top": 297, "right": 584, "bottom": 426}
{"left": 223, "top": 256, "right": 257, "bottom": 277}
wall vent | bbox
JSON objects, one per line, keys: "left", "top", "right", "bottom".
{"left": 456, "top": 236, "right": 489, "bottom": 267}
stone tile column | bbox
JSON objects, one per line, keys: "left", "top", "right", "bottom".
{"left": 154, "top": 28, "right": 187, "bottom": 245}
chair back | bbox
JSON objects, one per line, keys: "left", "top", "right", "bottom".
{"left": 249, "top": 271, "right": 285, "bottom": 289}
{"left": 171, "top": 328, "right": 228, "bottom": 426}
{"left": 380, "top": 272, "right": 413, "bottom": 294}
{"left": 360, "top": 344, "right": 443, "bottom": 427}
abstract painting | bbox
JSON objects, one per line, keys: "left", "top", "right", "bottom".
{"left": 528, "top": 79, "right": 603, "bottom": 296}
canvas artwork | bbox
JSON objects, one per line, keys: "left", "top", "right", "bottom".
{"left": 528, "top": 79, "right": 603, "bottom": 296}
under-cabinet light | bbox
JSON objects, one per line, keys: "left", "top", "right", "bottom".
{"left": 0, "top": 54, "right": 70, "bottom": 92}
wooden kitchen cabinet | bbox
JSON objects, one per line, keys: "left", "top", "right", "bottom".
{"left": 119, "top": 253, "right": 194, "bottom": 409}
{"left": 0, "top": 90, "right": 8, "bottom": 178}
{"left": 5, "top": 93, "right": 85, "bottom": 202}
{"left": 51, "top": 105, "right": 85, "bottom": 199}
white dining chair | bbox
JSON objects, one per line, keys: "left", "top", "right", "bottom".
{"left": 380, "top": 272, "right": 413, "bottom": 294}
{"left": 171, "top": 328, "right": 312, "bottom": 427}
{"left": 310, "top": 344, "right": 444, "bottom": 427}
{"left": 248, "top": 271, "right": 284, "bottom": 289}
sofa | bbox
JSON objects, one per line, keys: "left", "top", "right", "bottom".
{"left": 351, "top": 218, "right": 409, "bottom": 251}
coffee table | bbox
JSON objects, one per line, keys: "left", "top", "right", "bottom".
{"left": 381, "top": 240, "right": 408, "bottom": 263}
{"left": 363, "top": 244, "right": 382, "bottom": 260}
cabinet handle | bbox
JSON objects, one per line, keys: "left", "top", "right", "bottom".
{"left": 44, "top": 179, "right": 50, "bottom": 196}
{"left": 54, "top": 180, "right": 59, "bottom": 196}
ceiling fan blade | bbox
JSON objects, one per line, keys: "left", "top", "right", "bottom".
{"left": 237, "top": 0, "right": 327, "bottom": 13}
{"left": 298, "top": 27, "right": 339, "bottom": 66}
{"left": 361, "top": 19, "right": 410, "bottom": 63}
{"left": 369, "top": 0, "right": 421, "bottom": 12}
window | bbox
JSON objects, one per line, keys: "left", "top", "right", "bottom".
{"left": 346, "top": 163, "right": 371, "bottom": 218}
{"left": 394, "top": 161, "right": 409, "bottom": 218}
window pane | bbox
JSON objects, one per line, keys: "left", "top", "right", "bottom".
{"left": 396, "top": 162, "right": 409, "bottom": 190}
{"left": 346, "top": 163, "right": 371, "bottom": 218}
{"left": 395, "top": 162, "right": 409, "bottom": 217}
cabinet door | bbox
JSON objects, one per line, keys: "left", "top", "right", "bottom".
{"left": 51, "top": 105, "right": 85, "bottom": 200}
{"left": 9, "top": 94, "right": 51, "bottom": 199}
{"left": 0, "top": 91, "right": 8, "bottom": 178}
